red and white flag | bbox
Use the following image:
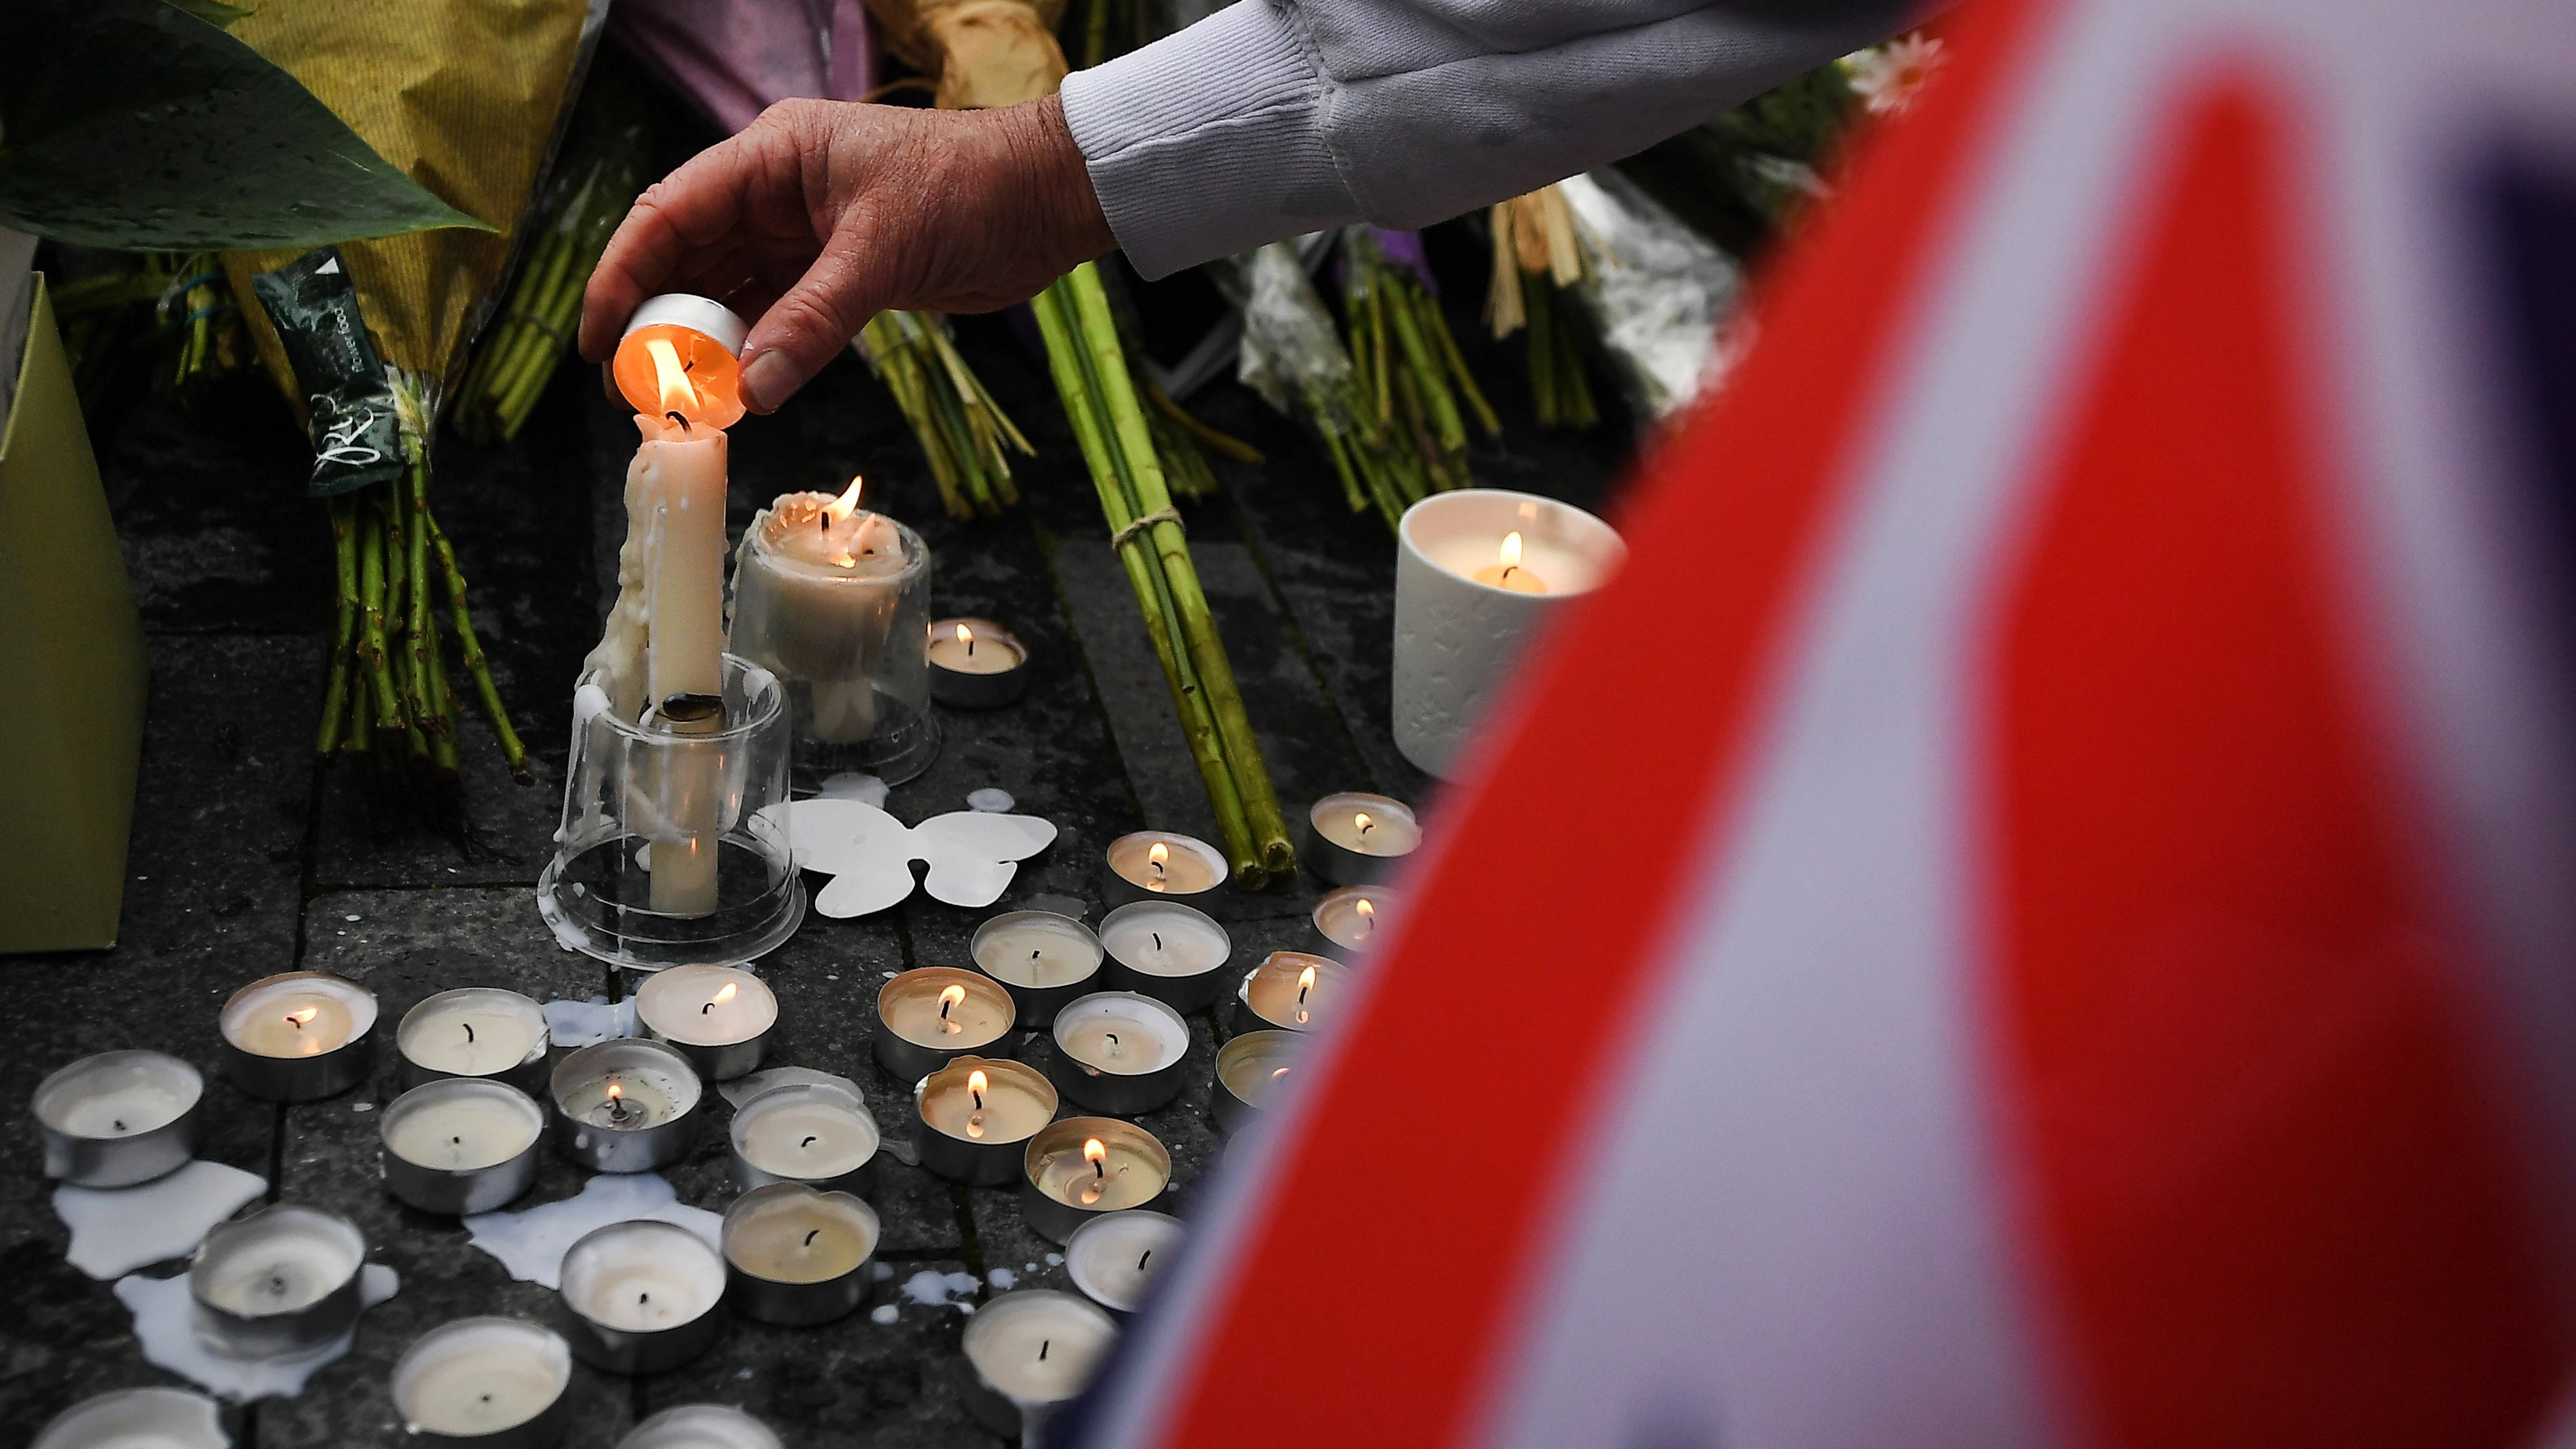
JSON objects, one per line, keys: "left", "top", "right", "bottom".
{"left": 1072, "top": 0, "right": 2576, "bottom": 1443}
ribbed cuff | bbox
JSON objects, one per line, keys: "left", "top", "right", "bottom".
{"left": 1059, "top": 0, "right": 1361, "bottom": 278}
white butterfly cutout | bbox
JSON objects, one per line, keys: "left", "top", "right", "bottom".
{"left": 753, "top": 797, "right": 1058, "bottom": 918}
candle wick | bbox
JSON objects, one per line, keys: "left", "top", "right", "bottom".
{"left": 1152, "top": 932, "right": 1162, "bottom": 951}
{"left": 971, "top": 1089, "right": 984, "bottom": 1109}
{"left": 463, "top": 1022, "right": 474, "bottom": 1044}
{"left": 702, "top": 1000, "right": 715, "bottom": 1015}
{"left": 666, "top": 410, "right": 690, "bottom": 432}
{"left": 1041, "top": 1339, "right": 1051, "bottom": 1361}
{"left": 112, "top": 1117, "right": 125, "bottom": 1132}
{"left": 452, "top": 1135, "right": 462, "bottom": 1145}
{"left": 639, "top": 1292, "right": 649, "bottom": 1304}
{"left": 1139, "top": 1248, "right": 1152, "bottom": 1271}
{"left": 1499, "top": 565, "right": 1515, "bottom": 583}
{"left": 804, "top": 1228, "right": 821, "bottom": 1246}
{"left": 965, "top": 636, "right": 975, "bottom": 657}
{"left": 802, "top": 1134, "right": 818, "bottom": 1149}
{"left": 1093, "top": 1157, "right": 1105, "bottom": 1180}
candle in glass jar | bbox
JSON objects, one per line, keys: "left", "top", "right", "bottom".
{"left": 970, "top": 911, "right": 1102, "bottom": 1027}
{"left": 730, "top": 1081, "right": 879, "bottom": 1192}
{"left": 959, "top": 1289, "right": 1120, "bottom": 1441}
{"left": 723, "top": 1182, "right": 879, "bottom": 1325}
{"left": 1102, "top": 831, "right": 1226, "bottom": 905}
{"left": 34, "top": 1050, "right": 202, "bottom": 1187}
{"left": 635, "top": 964, "right": 776, "bottom": 1081}
{"left": 1020, "top": 1117, "right": 1170, "bottom": 1241}
{"left": 558, "top": 1219, "right": 725, "bottom": 1374}
{"left": 398, "top": 987, "right": 548, "bottom": 1089}
{"left": 1047, "top": 993, "right": 1191, "bottom": 1116}
{"left": 874, "top": 967, "right": 1015, "bottom": 1080}
{"left": 219, "top": 972, "right": 378, "bottom": 1101}
{"left": 915, "top": 1056, "right": 1056, "bottom": 1185}
{"left": 1304, "top": 792, "right": 1421, "bottom": 885}
{"left": 1064, "top": 1209, "right": 1185, "bottom": 1314}
{"left": 392, "top": 1317, "right": 572, "bottom": 1443}
{"left": 1235, "top": 952, "right": 1353, "bottom": 1035}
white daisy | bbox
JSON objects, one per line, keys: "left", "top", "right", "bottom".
{"left": 1843, "top": 33, "right": 1947, "bottom": 117}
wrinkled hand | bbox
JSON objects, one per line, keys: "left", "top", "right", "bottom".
{"left": 578, "top": 94, "right": 1114, "bottom": 414}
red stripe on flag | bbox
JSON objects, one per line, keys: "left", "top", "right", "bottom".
{"left": 1147, "top": 3, "right": 2054, "bottom": 1445}
{"left": 1988, "top": 79, "right": 2572, "bottom": 1449}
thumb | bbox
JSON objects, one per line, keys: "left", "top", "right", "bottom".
{"left": 737, "top": 236, "right": 883, "bottom": 414}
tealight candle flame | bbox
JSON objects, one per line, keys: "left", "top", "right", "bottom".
{"left": 937, "top": 983, "right": 968, "bottom": 1035}
{"left": 1148, "top": 841, "right": 1168, "bottom": 874}
{"left": 285, "top": 1007, "right": 319, "bottom": 1028}
{"left": 828, "top": 475, "right": 864, "bottom": 523}
{"left": 1271, "top": 1066, "right": 1290, "bottom": 1080}
{"left": 1499, "top": 530, "right": 1524, "bottom": 572}
{"left": 1077, "top": 1135, "right": 1111, "bottom": 1205}
{"left": 966, "top": 1067, "right": 988, "bottom": 1137}
{"left": 1355, "top": 811, "right": 1373, "bottom": 838}
{"left": 646, "top": 337, "right": 695, "bottom": 420}
{"left": 956, "top": 621, "right": 976, "bottom": 657}
{"left": 1355, "top": 897, "right": 1376, "bottom": 938}
{"left": 1294, "top": 964, "right": 1318, "bottom": 1025}
{"left": 606, "top": 1083, "right": 623, "bottom": 1100}
{"left": 704, "top": 981, "right": 738, "bottom": 1015}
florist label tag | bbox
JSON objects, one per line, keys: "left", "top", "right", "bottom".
{"left": 250, "top": 247, "right": 403, "bottom": 495}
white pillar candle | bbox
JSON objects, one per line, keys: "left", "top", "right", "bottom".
{"left": 221, "top": 973, "right": 376, "bottom": 1059}
{"left": 1099, "top": 903, "right": 1229, "bottom": 979}
{"left": 634, "top": 965, "right": 778, "bottom": 1048}
{"left": 560, "top": 1220, "right": 725, "bottom": 1334}
{"left": 730, "top": 483, "right": 910, "bottom": 742}
{"left": 1104, "top": 831, "right": 1226, "bottom": 897}
{"left": 383, "top": 1079, "right": 545, "bottom": 1174}
{"left": 632, "top": 416, "right": 728, "bottom": 916}
{"left": 1392, "top": 488, "right": 1624, "bottom": 778}
{"left": 1063, "top": 1210, "right": 1185, "bottom": 1314}
{"left": 398, "top": 988, "right": 548, "bottom": 1081}
{"left": 961, "top": 1289, "right": 1119, "bottom": 1433}
{"left": 971, "top": 911, "right": 1104, "bottom": 993}
{"left": 393, "top": 1317, "right": 571, "bottom": 1439}
{"left": 732, "top": 1083, "right": 879, "bottom": 1184}
{"left": 32, "top": 1387, "right": 227, "bottom": 1449}
{"left": 722, "top": 1185, "right": 879, "bottom": 1284}
{"left": 618, "top": 1405, "right": 784, "bottom": 1449}
{"left": 1052, "top": 994, "right": 1189, "bottom": 1078}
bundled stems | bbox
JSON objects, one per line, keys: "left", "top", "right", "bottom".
{"left": 856, "top": 310, "right": 1033, "bottom": 520}
{"left": 1487, "top": 187, "right": 1600, "bottom": 429}
{"left": 1342, "top": 227, "right": 1497, "bottom": 499}
{"left": 1033, "top": 264, "right": 1295, "bottom": 884}
{"left": 457, "top": 147, "right": 640, "bottom": 442}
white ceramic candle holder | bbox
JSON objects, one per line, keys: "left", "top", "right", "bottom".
{"left": 1097, "top": 901, "right": 1233, "bottom": 1013}
{"left": 1064, "top": 1208, "right": 1185, "bottom": 1315}
{"left": 927, "top": 617, "right": 1030, "bottom": 709}
{"left": 634, "top": 964, "right": 776, "bottom": 1082}
{"left": 958, "top": 1290, "right": 1119, "bottom": 1442}
{"left": 548, "top": 1040, "right": 704, "bottom": 1174}
{"left": 1046, "top": 992, "right": 1191, "bottom": 1116}
{"left": 722, "top": 1182, "right": 880, "bottom": 1326}
{"left": 1019, "top": 1117, "right": 1171, "bottom": 1243}
{"left": 34, "top": 1050, "right": 203, "bottom": 1187}
{"left": 556, "top": 1220, "right": 725, "bottom": 1374}
{"left": 1393, "top": 488, "right": 1624, "bottom": 778}
{"left": 1210, "top": 1030, "right": 1303, "bottom": 1136}
{"left": 398, "top": 988, "right": 551, "bottom": 1094}
{"left": 538, "top": 654, "right": 804, "bottom": 970}
{"left": 32, "top": 1388, "right": 227, "bottom": 1449}
{"left": 874, "top": 967, "right": 1017, "bottom": 1081}
{"left": 730, "top": 495, "right": 938, "bottom": 783}
{"left": 915, "top": 1056, "right": 1057, "bottom": 1186}
{"left": 970, "top": 910, "right": 1104, "bottom": 1027}
{"left": 218, "top": 972, "right": 378, "bottom": 1102}
{"left": 391, "top": 1317, "right": 573, "bottom": 1449}
{"left": 381, "top": 1078, "right": 546, "bottom": 1216}
{"left": 188, "top": 1204, "right": 368, "bottom": 1358}
{"left": 728, "top": 1080, "right": 879, "bottom": 1194}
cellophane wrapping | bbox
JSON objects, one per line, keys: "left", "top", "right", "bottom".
{"left": 1558, "top": 168, "right": 1747, "bottom": 421}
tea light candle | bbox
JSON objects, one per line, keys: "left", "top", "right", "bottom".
{"left": 729, "top": 1080, "right": 879, "bottom": 1193}
{"left": 31, "top": 1387, "right": 227, "bottom": 1449}
{"left": 1019, "top": 1117, "right": 1170, "bottom": 1242}
{"left": 1102, "top": 831, "right": 1226, "bottom": 907}
{"left": 381, "top": 1079, "right": 546, "bottom": 1216}
{"left": 1303, "top": 792, "right": 1421, "bottom": 886}
{"left": 959, "top": 1289, "right": 1120, "bottom": 1442}
{"left": 392, "top": 1316, "right": 573, "bottom": 1449}
{"left": 219, "top": 971, "right": 378, "bottom": 1101}
{"left": 1097, "top": 901, "right": 1233, "bottom": 1012}
{"left": 1046, "top": 992, "right": 1191, "bottom": 1116}
{"left": 915, "top": 1056, "right": 1056, "bottom": 1185}
{"left": 1308, "top": 884, "right": 1398, "bottom": 962}
{"left": 1234, "top": 952, "right": 1353, "bottom": 1035}
{"left": 1393, "top": 488, "right": 1624, "bottom": 777}
{"left": 635, "top": 965, "right": 777, "bottom": 1082}
{"left": 557, "top": 1219, "right": 725, "bottom": 1374}
{"left": 969, "top": 911, "right": 1103, "bottom": 1028}
{"left": 927, "top": 618, "right": 1030, "bottom": 709}
{"left": 398, "top": 988, "right": 550, "bottom": 1093}
{"left": 874, "top": 967, "right": 1016, "bottom": 1081}
{"left": 1064, "top": 1209, "right": 1184, "bottom": 1316}
{"left": 33, "top": 1050, "right": 203, "bottom": 1187}
{"left": 722, "top": 1182, "right": 880, "bottom": 1326}
{"left": 618, "top": 1405, "right": 783, "bottom": 1449}
{"left": 549, "top": 1039, "right": 703, "bottom": 1174}
{"left": 189, "top": 1203, "right": 368, "bottom": 1357}
{"left": 1211, "top": 1029, "right": 1303, "bottom": 1136}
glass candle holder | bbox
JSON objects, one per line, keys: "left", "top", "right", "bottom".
{"left": 728, "top": 497, "right": 938, "bottom": 784}
{"left": 539, "top": 654, "right": 803, "bottom": 970}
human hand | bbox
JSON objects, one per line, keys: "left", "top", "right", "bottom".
{"left": 578, "top": 93, "right": 1113, "bottom": 414}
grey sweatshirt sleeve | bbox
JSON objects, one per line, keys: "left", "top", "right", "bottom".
{"left": 1057, "top": 0, "right": 1907, "bottom": 277}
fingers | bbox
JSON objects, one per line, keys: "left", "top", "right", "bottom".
{"left": 579, "top": 129, "right": 791, "bottom": 361}
{"left": 738, "top": 222, "right": 890, "bottom": 413}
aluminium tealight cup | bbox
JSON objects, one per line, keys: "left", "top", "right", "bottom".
{"left": 31, "top": 1387, "right": 228, "bottom": 1449}
{"left": 1209, "top": 1030, "right": 1303, "bottom": 1137}
{"left": 728, "top": 1080, "right": 879, "bottom": 1195}
{"left": 1044, "top": 992, "right": 1191, "bottom": 1117}
{"left": 556, "top": 1220, "right": 725, "bottom": 1375}
{"left": 1018, "top": 1117, "right": 1171, "bottom": 1244}
{"left": 397, "top": 988, "right": 553, "bottom": 1096}
{"left": 1096, "top": 901, "right": 1234, "bottom": 1014}
{"left": 721, "top": 1183, "right": 879, "bottom": 1327}
{"left": 218, "top": 971, "right": 378, "bottom": 1102}
{"left": 926, "top": 618, "right": 1031, "bottom": 709}
{"left": 33, "top": 1049, "right": 203, "bottom": 1188}
{"left": 968, "top": 911, "right": 1102, "bottom": 1028}
{"left": 381, "top": 1078, "right": 546, "bottom": 1217}
{"left": 391, "top": 1317, "right": 574, "bottom": 1449}
{"left": 1231, "top": 952, "right": 1352, "bottom": 1036}
{"left": 874, "top": 967, "right": 1018, "bottom": 1081}
{"left": 914, "top": 1056, "right": 1056, "bottom": 1187}
{"left": 188, "top": 1203, "right": 368, "bottom": 1358}
{"left": 1099, "top": 831, "right": 1229, "bottom": 911}
{"left": 1300, "top": 792, "right": 1421, "bottom": 887}
{"left": 548, "top": 1039, "right": 703, "bottom": 1174}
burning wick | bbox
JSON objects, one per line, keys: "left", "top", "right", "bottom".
{"left": 601, "top": 1081, "right": 633, "bottom": 1126}
{"left": 937, "top": 983, "right": 968, "bottom": 1036}
{"left": 957, "top": 621, "right": 976, "bottom": 658}
{"left": 1147, "top": 841, "right": 1169, "bottom": 884}
{"left": 646, "top": 337, "right": 696, "bottom": 431}
{"left": 966, "top": 1068, "right": 988, "bottom": 1138}
{"left": 1294, "top": 965, "right": 1317, "bottom": 1025}
{"left": 285, "top": 1007, "right": 319, "bottom": 1030}
{"left": 1355, "top": 811, "right": 1374, "bottom": 841}
{"left": 1355, "top": 897, "right": 1376, "bottom": 939}
{"left": 1497, "top": 530, "right": 1524, "bottom": 584}
{"left": 1270, "top": 1066, "right": 1290, "bottom": 1081}
{"left": 704, "top": 981, "right": 738, "bottom": 1016}
{"left": 1078, "top": 1136, "right": 1109, "bottom": 1206}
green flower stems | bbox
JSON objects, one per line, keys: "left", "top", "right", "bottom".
{"left": 857, "top": 310, "right": 1032, "bottom": 520}
{"left": 1033, "top": 263, "right": 1296, "bottom": 884}
{"left": 457, "top": 156, "right": 636, "bottom": 443}
{"left": 1522, "top": 274, "right": 1598, "bottom": 430}
{"left": 1341, "top": 230, "right": 1499, "bottom": 505}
